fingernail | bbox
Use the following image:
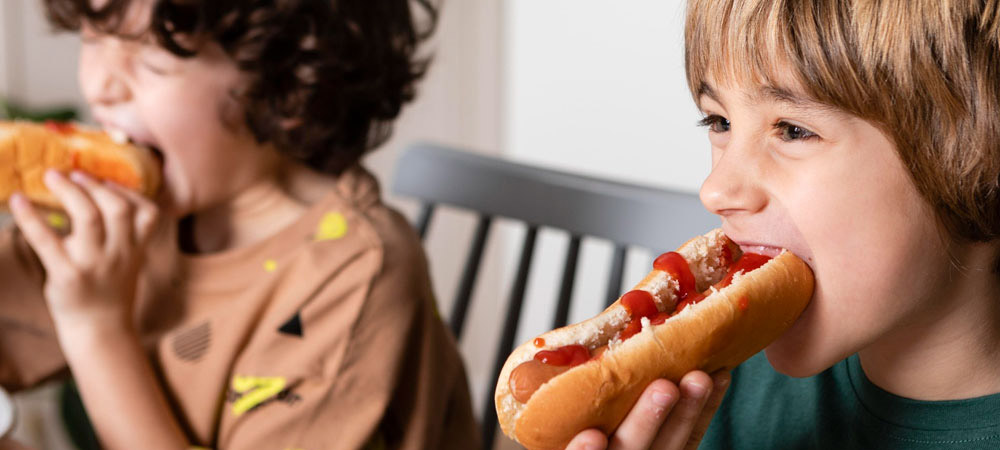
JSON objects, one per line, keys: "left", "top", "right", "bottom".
{"left": 44, "top": 169, "right": 60, "bottom": 183}
{"left": 70, "top": 171, "right": 86, "bottom": 182}
{"left": 685, "top": 381, "right": 709, "bottom": 398}
{"left": 652, "top": 391, "right": 673, "bottom": 407}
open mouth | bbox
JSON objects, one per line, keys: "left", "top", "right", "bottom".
{"left": 105, "top": 125, "right": 165, "bottom": 167}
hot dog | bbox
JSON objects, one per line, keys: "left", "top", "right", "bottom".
{"left": 0, "top": 120, "right": 161, "bottom": 210}
{"left": 495, "top": 229, "right": 814, "bottom": 450}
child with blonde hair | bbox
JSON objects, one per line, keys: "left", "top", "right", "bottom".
{"left": 569, "top": 1, "right": 1000, "bottom": 448}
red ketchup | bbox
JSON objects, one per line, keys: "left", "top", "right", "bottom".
{"left": 534, "top": 345, "right": 590, "bottom": 367}
{"left": 653, "top": 252, "right": 697, "bottom": 300}
{"left": 718, "top": 253, "right": 772, "bottom": 288}
{"left": 44, "top": 120, "right": 74, "bottom": 134}
{"left": 674, "top": 253, "right": 773, "bottom": 314}
{"left": 653, "top": 251, "right": 703, "bottom": 316}
{"left": 619, "top": 289, "right": 660, "bottom": 341}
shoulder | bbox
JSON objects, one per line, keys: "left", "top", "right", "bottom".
{"left": 297, "top": 166, "right": 430, "bottom": 307}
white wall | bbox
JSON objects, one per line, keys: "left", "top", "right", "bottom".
{"left": 0, "top": 0, "right": 87, "bottom": 116}
{"left": 505, "top": 0, "right": 707, "bottom": 192}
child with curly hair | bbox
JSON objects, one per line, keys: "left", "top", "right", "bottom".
{"left": 0, "top": 0, "right": 479, "bottom": 448}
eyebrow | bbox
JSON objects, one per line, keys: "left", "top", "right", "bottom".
{"left": 697, "top": 82, "right": 838, "bottom": 113}
{"left": 754, "top": 85, "right": 815, "bottom": 107}
{"left": 696, "top": 82, "right": 721, "bottom": 105}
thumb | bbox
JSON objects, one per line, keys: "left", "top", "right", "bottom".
{"left": 682, "top": 370, "right": 731, "bottom": 450}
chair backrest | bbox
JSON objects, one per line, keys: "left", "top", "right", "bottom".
{"left": 392, "top": 143, "right": 718, "bottom": 449}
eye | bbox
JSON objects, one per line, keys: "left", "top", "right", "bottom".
{"left": 776, "top": 121, "right": 818, "bottom": 141}
{"left": 136, "top": 48, "right": 178, "bottom": 76}
{"left": 139, "top": 59, "right": 170, "bottom": 75}
{"left": 698, "top": 114, "right": 731, "bottom": 133}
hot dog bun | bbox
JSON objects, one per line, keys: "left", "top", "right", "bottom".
{"left": 0, "top": 120, "right": 161, "bottom": 210}
{"left": 495, "top": 229, "right": 814, "bottom": 450}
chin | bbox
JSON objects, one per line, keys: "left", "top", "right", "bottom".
{"left": 764, "top": 343, "right": 829, "bottom": 378}
{"left": 155, "top": 184, "right": 189, "bottom": 218}
{"left": 761, "top": 299, "right": 841, "bottom": 378}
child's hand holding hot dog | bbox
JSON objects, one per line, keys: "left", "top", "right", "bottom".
{"left": 10, "top": 170, "right": 158, "bottom": 330}
{"left": 566, "top": 371, "right": 730, "bottom": 450}
{"left": 9, "top": 171, "right": 186, "bottom": 448}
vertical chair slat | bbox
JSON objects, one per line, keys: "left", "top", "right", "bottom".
{"left": 605, "top": 245, "right": 628, "bottom": 306}
{"left": 481, "top": 225, "right": 539, "bottom": 450}
{"left": 415, "top": 203, "right": 435, "bottom": 240}
{"left": 451, "top": 215, "right": 493, "bottom": 338}
{"left": 552, "top": 234, "right": 582, "bottom": 329}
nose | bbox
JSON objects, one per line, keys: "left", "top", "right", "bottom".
{"left": 699, "top": 143, "right": 768, "bottom": 218}
{"left": 78, "top": 41, "right": 132, "bottom": 107}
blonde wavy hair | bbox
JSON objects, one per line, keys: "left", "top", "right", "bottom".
{"left": 686, "top": 0, "right": 1000, "bottom": 242}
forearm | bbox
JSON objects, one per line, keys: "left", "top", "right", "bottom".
{"left": 55, "top": 322, "right": 187, "bottom": 450}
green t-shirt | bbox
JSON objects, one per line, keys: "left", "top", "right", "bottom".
{"left": 700, "top": 352, "right": 1000, "bottom": 449}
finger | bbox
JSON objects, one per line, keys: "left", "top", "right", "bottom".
{"left": 608, "top": 379, "right": 679, "bottom": 450}
{"left": 9, "top": 192, "right": 67, "bottom": 269}
{"left": 102, "top": 181, "right": 159, "bottom": 245}
{"left": 682, "top": 371, "right": 731, "bottom": 450}
{"left": 650, "top": 371, "right": 714, "bottom": 449}
{"left": 43, "top": 170, "right": 102, "bottom": 246}
{"left": 566, "top": 429, "right": 609, "bottom": 450}
{"left": 69, "top": 172, "right": 136, "bottom": 252}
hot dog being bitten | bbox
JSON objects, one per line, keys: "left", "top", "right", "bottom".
{"left": 0, "top": 120, "right": 161, "bottom": 211}
{"left": 494, "top": 228, "right": 814, "bottom": 450}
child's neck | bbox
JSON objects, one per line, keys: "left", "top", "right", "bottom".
{"left": 859, "top": 243, "right": 1000, "bottom": 401}
{"left": 178, "top": 165, "right": 335, "bottom": 254}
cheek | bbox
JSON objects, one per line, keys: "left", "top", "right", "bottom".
{"left": 805, "top": 158, "right": 938, "bottom": 304}
{"left": 768, "top": 137, "right": 949, "bottom": 373}
{"left": 77, "top": 51, "right": 102, "bottom": 98}
{"left": 140, "top": 82, "right": 238, "bottom": 156}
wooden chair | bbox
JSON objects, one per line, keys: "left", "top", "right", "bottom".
{"left": 392, "top": 143, "right": 719, "bottom": 449}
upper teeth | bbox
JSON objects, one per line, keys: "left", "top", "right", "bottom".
{"left": 107, "top": 128, "right": 129, "bottom": 144}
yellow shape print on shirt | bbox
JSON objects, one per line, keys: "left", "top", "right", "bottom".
{"left": 315, "top": 212, "right": 348, "bottom": 241}
{"left": 231, "top": 375, "right": 287, "bottom": 416}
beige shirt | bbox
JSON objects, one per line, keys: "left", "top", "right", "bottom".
{"left": 0, "top": 167, "right": 480, "bottom": 450}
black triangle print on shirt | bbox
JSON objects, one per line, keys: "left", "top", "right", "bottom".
{"left": 278, "top": 312, "right": 304, "bottom": 338}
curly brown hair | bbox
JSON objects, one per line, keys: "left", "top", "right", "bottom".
{"left": 44, "top": 0, "right": 438, "bottom": 175}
